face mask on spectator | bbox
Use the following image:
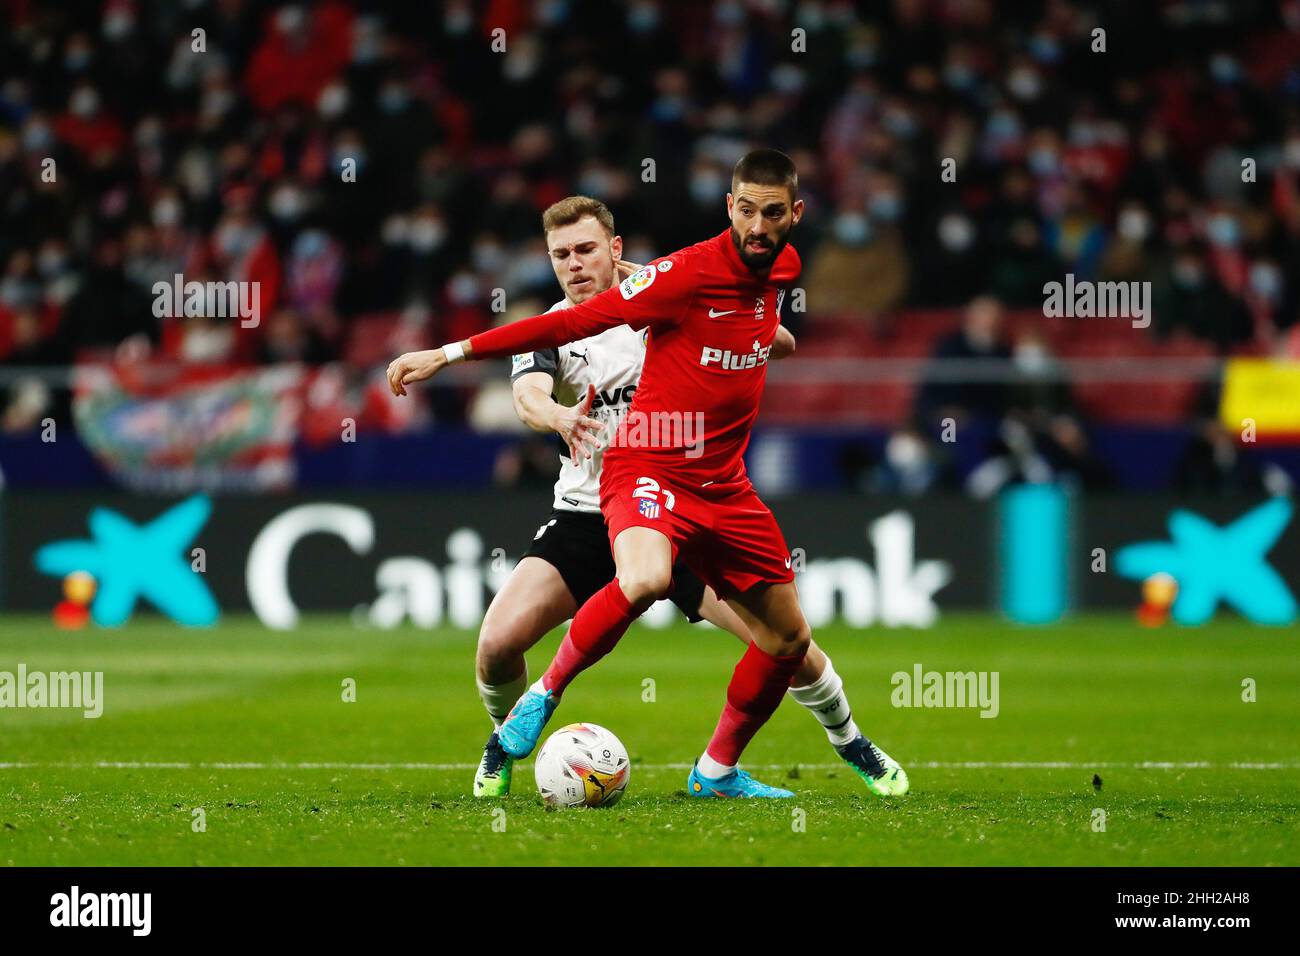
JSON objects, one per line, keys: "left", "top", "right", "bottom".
{"left": 578, "top": 169, "right": 614, "bottom": 198}
{"left": 1205, "top": 213, "right": 1239, "bottom": 248}
{"left": 869, "top": 193, "right": 903, "bottom": 222}
{"left": 104, "top": 10, "right": 136, "bottom": 40}
{"left": 1249, "top": 262, "right": 1282, "bottom": 301}
{"left": 771, "top": 64, "right": 805, "bottom": 94}
{"left": 37, "top": 248, "right": 69, "bottom": 278}
{"left": 1210, "top": 54, "right": 1240, "bottom": 86}
{"left": 537, "top": 0, "right": 570, "bottom": 27}
{"left": 472, "top": 241, "right": 507, "bottom": 274}
{"left": 294, "top": 230, "right": 328, "bottom": 260}
{"left": 885, "top": 431, "right": 929, "bottom": 472}
{"left": 1118, "top": 209, "right": 1151, "bottom": 242}
{"left": 833, "top": 212, "right": 871, "bottom": 246}
{"left": 408, "top": 219, "right": 447, "bottom": 253}
{"left": 135, "top": 117, "right": 164, "bottom": 148}
{"left": 201, "top": 88, "right": 234, "bottom": 121}
{"left": 276, "top": 6, "right": 306, "bottom": 35}
{"left": 985, "top": 109, "right": 1022, "bottom": 143}
{"left": 444, "top": 7, "right": 473, "bottom": 35}
{"left": 382, "top": 215, "right": 408, "bottom": 246}
{"left": 216, "top": 224, "right": 257, "bottom": 259}
{"left": 70, "top": 88, "right": 100, "bottom": 119}
{"left": 938, "top": 214, "right": 975, "bottom": 252}
{"left": 153, "top": 198, "right": 182, "bottom": 228}
{"left": 21, "top": 121, "right": 52, "bottom": 153}
{"left": 515, "top": 251, "right": 553, "bottom": 287}
{"left": 625, "top": 242, "right": 655, "bottom": 266}
{"left": 447, "top": 272, "right": 479, "bottom": 305}
{"left": 944, "top": 64, "right": 976, "bottom": 91}
{"left": 882, "top": 108, "right": 917, "bottom": 138}
{"left": 714, "top": 1, "right": 744, "bottom": 26}
{"left": 845, "top": 41, "right": 878, "bottom": 70}
{"left": 1173, "top": 260, "right": 1204, "bottom": 289}
{"left": 504, "top": 50, "right": 540, "bottom": 82}
{"left": 1027, "top": 147, "right": 1059, "bottom": 177}
{"left": 626, "top": 1, "right": 660, "bottom": 32}
{"left": 1029, "top": 34, "right": 1061, "bottom": 64}
{"left": 1015, "top": 341, "right": 1051, "bottom": 374}
{"left": 270, "top": 187, "right": 307, "bottom": 222}
{"left": 352, "top": 16, "right": 382, "bottom": 62}
{"left": 378, "top": 86, "right": 409, "bottom": 114}
{"left": 1007, "top": 67, "right": 1042, "bottom": 101}
{"left": 794, "top": 1, "right": 827, "bottom": 31}
{"left": 318, "top": 84, "right": 349, "bottom": 119}
{"left": 690, "top": 171, "right": 726, "bottom": 205}
{"left": 64, "top": 47, "right": 93, "bottom": 72}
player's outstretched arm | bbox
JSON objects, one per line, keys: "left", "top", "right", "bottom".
{"left": 387, "top": 346, "right": 452, "bottom": 396}
{"left": 387, "top": 301, "right": 625, "bottom": 397}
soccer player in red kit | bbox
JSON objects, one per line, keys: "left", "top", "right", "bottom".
{"left": 388, "top": 150, "right": 909, "bottom": 798}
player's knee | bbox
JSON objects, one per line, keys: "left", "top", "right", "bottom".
{"left": 775, "top": 621, "right": 811, "bottom": 657}
{"left": 617, "top": 568, "right": 672, "bottom": 608}
{"left": 476, "top": 617, "right": 526, "bottom": 678}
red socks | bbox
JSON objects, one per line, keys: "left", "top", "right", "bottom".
{"left": 705, "top": 642, "right": 806, "bottom": 766}
{"left": 542, "top": 579, "right": 638, "bottom": 695}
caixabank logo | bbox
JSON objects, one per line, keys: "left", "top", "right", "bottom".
{"left": 34, "top": 495, "right": 219, "bottom": 627}
{"left": 998, "top": 487, "right": 1298, "bottom": 627}
{"left": 1115, "top": 497, "right": 1297, "bottom": 627}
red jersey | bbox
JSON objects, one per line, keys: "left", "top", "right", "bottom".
{"left": 468, "top": 230, "right": 801, "bottom": 486}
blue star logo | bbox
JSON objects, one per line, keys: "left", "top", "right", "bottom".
{"left": 35, "top": 495, "right": 219, "bottom": 627}
{"left": 1115, "top": 498, "right": 1297, "bottom": 626}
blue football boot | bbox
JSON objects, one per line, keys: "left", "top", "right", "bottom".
{"left": 497, "top": 687, "right": 559, "bottom": 758}
{"left": 687, "top": 762, "right": 795, "bottom": 798}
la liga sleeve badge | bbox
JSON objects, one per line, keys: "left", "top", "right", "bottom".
{"left": 619, "top": 264, "right": 657, "bottom": 300}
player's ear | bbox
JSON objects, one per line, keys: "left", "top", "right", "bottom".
{"left": 725, "top": 192, "right": 734, "bottom": 217}
{"left": 610, "top": 233, "right": 623, "bottom": 262}
{"left": 791, "top": 198, "right": 805, "bottom": 226}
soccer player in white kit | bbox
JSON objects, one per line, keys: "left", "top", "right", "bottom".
{"left": 466, "top": 196, "right": 906, "bottom": 798}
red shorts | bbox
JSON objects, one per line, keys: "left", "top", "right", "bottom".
{"left": 599, "top": 458, "right": 794, "bottom": 598}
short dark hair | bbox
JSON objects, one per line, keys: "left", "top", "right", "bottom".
{"left": 542, "top": 195, "right": 615, "bottom": 237}
{"left": 731, "top": 148, "right": 798, "bottom": 199}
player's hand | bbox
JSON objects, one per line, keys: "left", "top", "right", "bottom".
{"left": 614, "top": 259, "right": 644, "bottom": 279}
{"left": 553, "top": 383, "right": 604, "bottom": 461}
{"left": 386, "top": 349, "right": 448, "bottom": 397}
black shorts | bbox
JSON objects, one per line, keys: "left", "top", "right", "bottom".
{"left": 521, "top": 509, "right": 707, "bottom": 623}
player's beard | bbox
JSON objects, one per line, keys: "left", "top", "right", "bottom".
{"left": 730, "top": 225, "right": 788, "bottom": 270}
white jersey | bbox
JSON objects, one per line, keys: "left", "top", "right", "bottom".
{"left": 510, "top": 299, "right": 646, "bottom": 513}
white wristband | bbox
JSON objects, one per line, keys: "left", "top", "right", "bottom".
{"left": 443, "top": 342, "right": 465, "bottom": 364}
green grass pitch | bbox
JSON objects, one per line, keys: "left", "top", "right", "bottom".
{"left": 0, "top": 612, "right": 1296, "bottom": 866}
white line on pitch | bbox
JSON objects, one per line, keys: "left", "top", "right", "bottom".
{"left": 0, "top": 760, "right": 1295, "bottom": 771}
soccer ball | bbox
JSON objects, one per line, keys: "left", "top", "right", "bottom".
{"left": 534, "top": 722, "right": 630, "bottom": 808}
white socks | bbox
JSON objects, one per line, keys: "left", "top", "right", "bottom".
{"left": 697, "top": 752, "right": 735, "bottom": 779}
{"left": 788, "top": 659, "right": 860, "bottom": 747}
{"left": 477, "top": 667, "right": 528, "bottom": 729}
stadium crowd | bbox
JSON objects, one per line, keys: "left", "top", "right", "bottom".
{"left": 0, "top": 0, "right": 1298, "bottom": 493}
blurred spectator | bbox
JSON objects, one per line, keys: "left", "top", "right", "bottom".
{"left": 0, "top": 0, "right": 1296, "bottom": 494}
{"left": 915, "top": 295, "right": 1012, "bottom": 429}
